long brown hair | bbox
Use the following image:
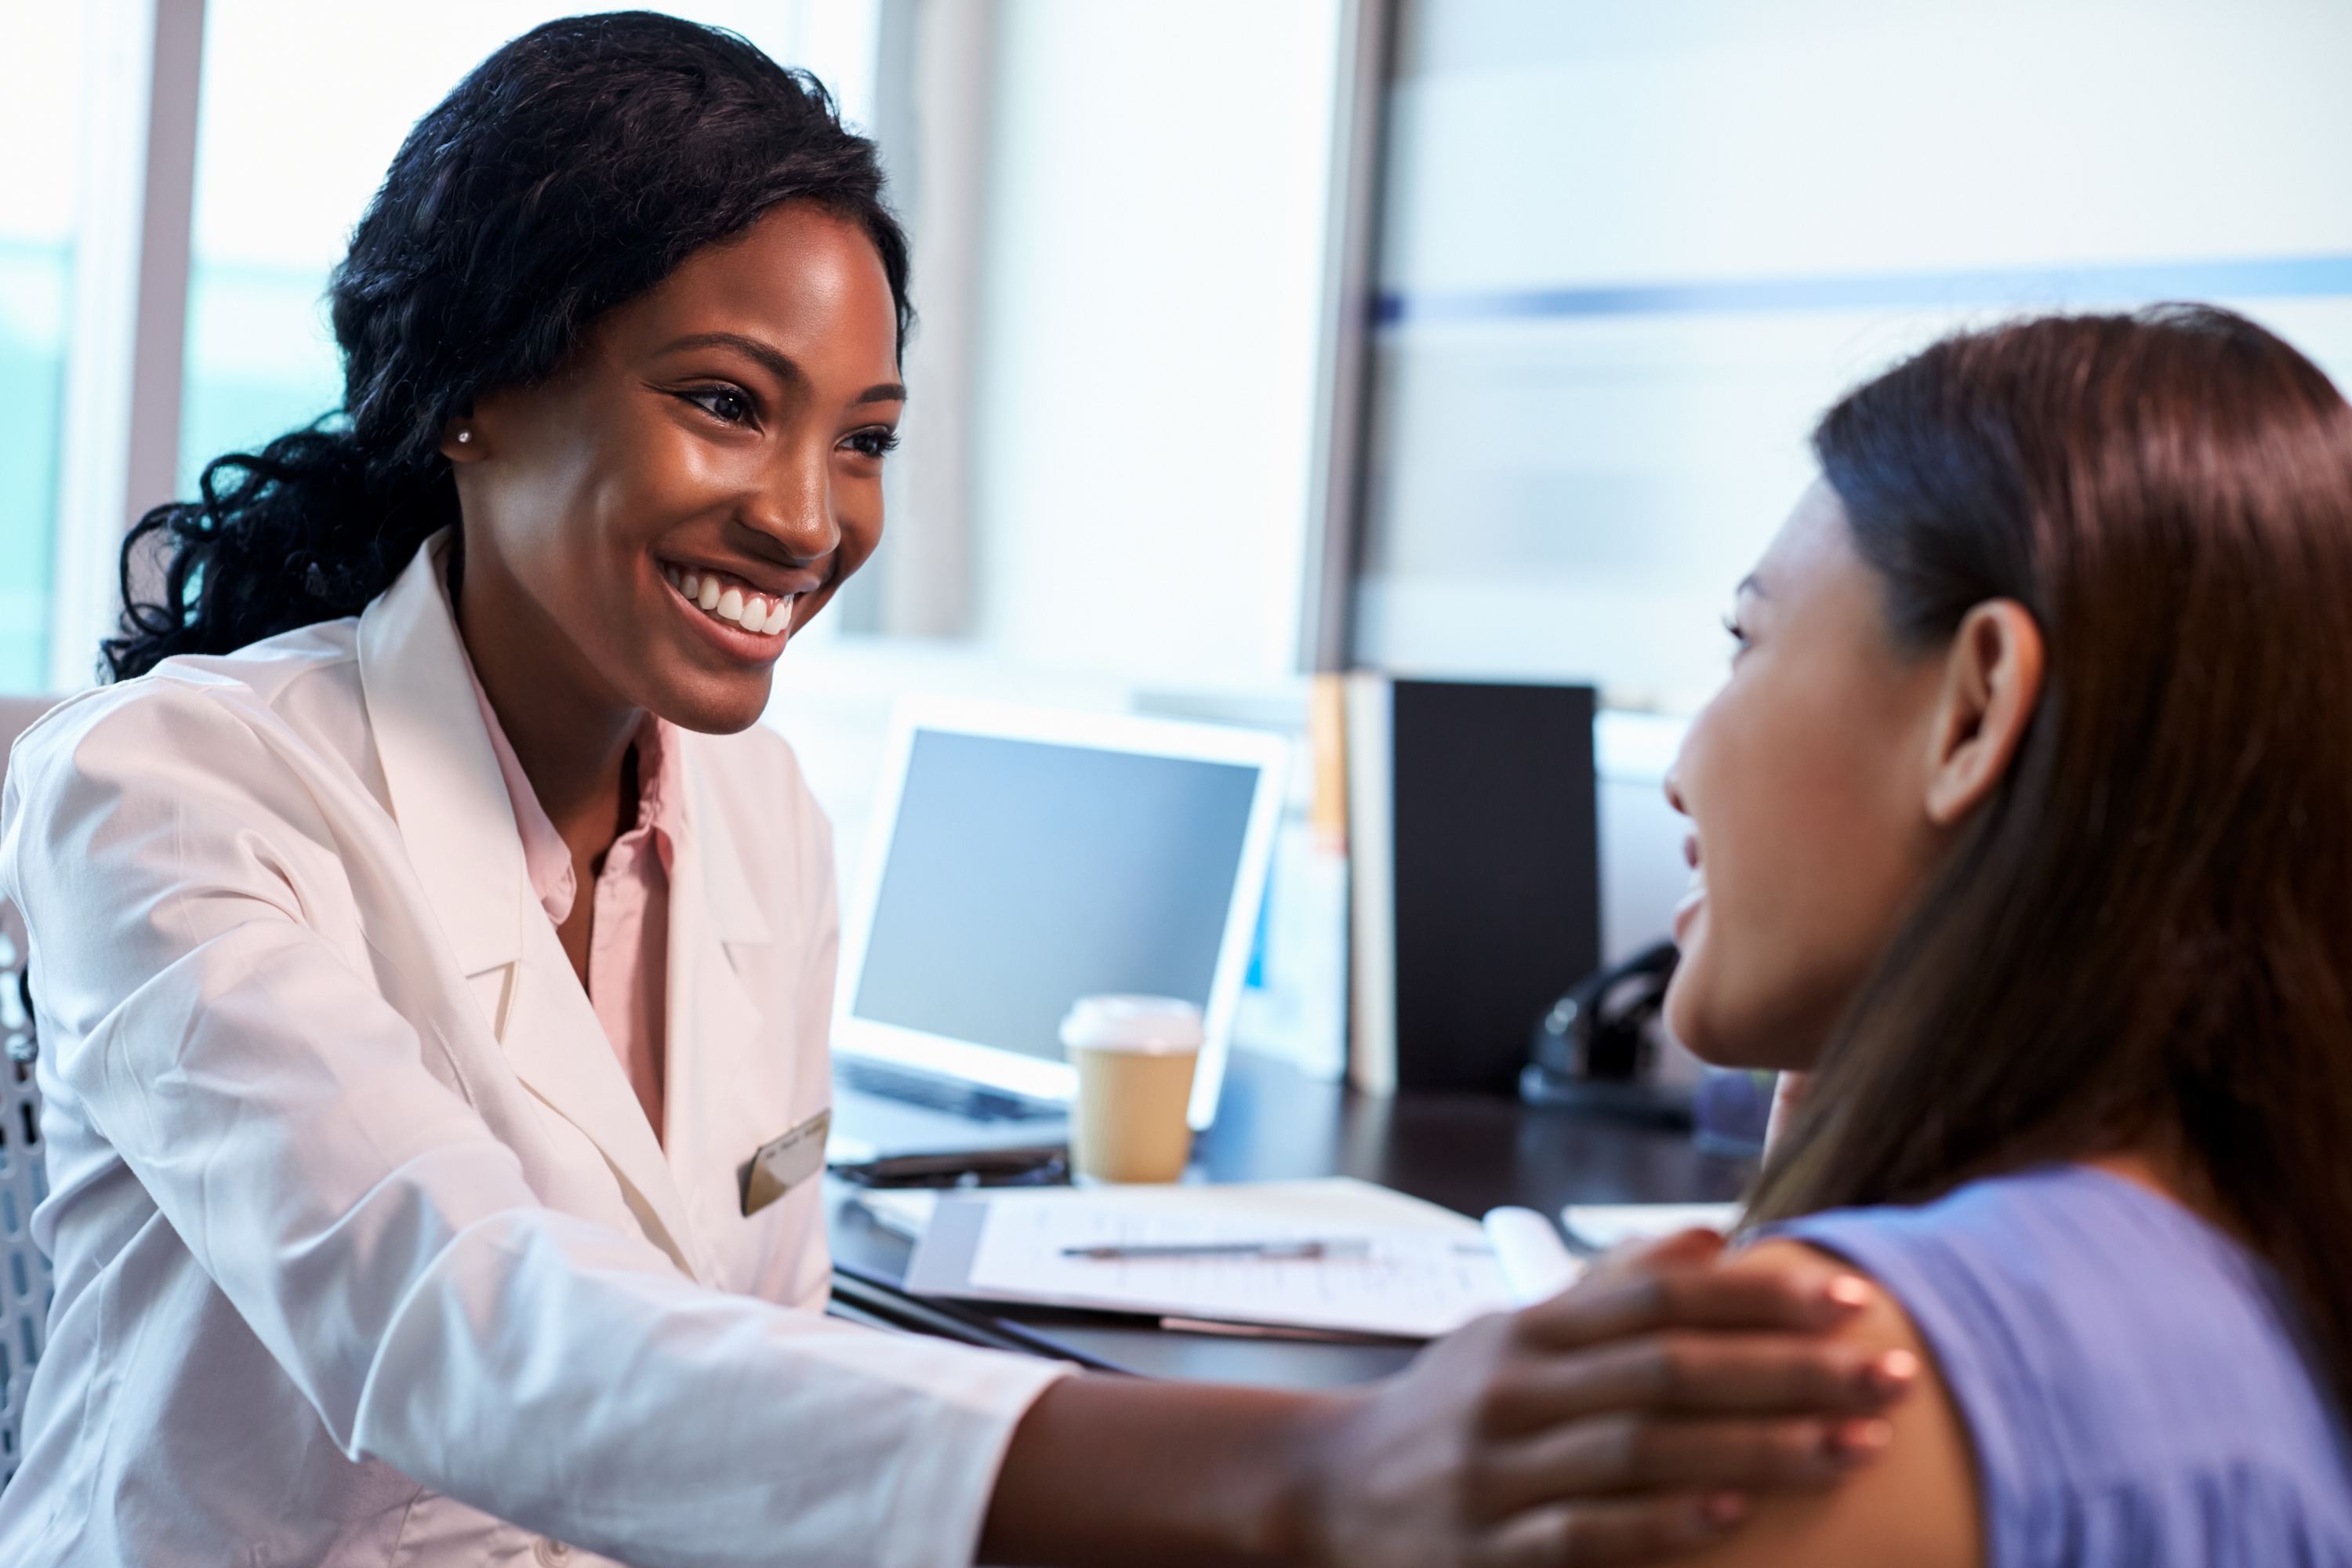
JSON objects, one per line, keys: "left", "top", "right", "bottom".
{"left": 1748, "top": 306, "right": 2352, "bottom": 1417}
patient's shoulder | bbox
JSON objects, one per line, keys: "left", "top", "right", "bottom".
{"left": 1669, "top": 1237, "right": 1980, "bottom": 1568}
{"left": 1744, "top": 1167, "right": 2352, "bottom": 1567}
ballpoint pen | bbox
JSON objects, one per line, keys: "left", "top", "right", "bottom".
{"left": 1059, "top": 1238, "right": 1374, "bottom": 1261}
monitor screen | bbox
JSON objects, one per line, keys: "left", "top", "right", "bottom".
{"left": 849, "top": 730, "right": 1265, "bottom": 1065}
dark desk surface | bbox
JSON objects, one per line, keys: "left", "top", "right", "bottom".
{"left": 829, "top": 1051, "right": 1757, "bottom": 1388}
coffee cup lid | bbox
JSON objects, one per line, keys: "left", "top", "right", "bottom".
{"left": 1058, "top": 994, "right": 1204, "bottom": 1054}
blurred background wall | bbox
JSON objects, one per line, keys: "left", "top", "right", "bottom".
{"left": 8, "top": 0, "right": 2352, "bottom": 1038}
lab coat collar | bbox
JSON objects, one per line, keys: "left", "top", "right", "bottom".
{"left": 357, "top": 533, "right": 527, "bottom": 979}
{"left": 358, "top": 535, "right": 708, "bottom": 1280}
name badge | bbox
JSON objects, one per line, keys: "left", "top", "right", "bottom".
{"left": 739, "top": 1109, "right": 831, "bottom": 1217}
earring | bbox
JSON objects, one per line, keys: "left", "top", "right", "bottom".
{"left": 455, "top": 430, "right": 473, "bottom": 444}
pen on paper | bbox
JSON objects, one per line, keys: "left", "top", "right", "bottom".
{"left": 1059, "top": 1238, "right": 1374, "bottom": 1261}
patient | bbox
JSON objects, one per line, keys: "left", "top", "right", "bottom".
{"left": 1657, "top": 306, "right": 2352, "bottom": 1564}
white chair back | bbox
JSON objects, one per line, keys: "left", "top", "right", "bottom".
{"left": 0, "top": 694, "right": 59, "bottom": 1491}
{"left": 1, "top": 930, "right": 40, "bottom": 1491}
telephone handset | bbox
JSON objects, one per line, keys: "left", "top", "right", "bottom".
{"left": 1521, "top": 938, "right": 1703, "bottom": 1124}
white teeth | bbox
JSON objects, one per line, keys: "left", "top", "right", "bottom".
{"left": 673, "top": 570, "right": 792, "bottom": 638}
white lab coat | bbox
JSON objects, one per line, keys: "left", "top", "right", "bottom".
{"left": 0, "top": 537, "right": 1062, "bottom": 1567}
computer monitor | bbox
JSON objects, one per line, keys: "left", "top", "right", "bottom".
{"left": 834, "top": 698, "right": 1288, "bottom": 1130}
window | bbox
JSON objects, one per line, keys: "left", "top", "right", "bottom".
{"left": 1356, "top": 0, "right": 2352, "bottom": 706}
{"left": 0, "top": 2, "right": 88, "bottom": 692}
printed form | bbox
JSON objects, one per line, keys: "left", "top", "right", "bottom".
{"left": 924, "top": 1178, "right": 1515, "bottom": 1339}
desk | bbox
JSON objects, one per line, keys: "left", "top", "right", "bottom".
{"left": 829, "top": 1051, "right": 1756, "bottom": 1388}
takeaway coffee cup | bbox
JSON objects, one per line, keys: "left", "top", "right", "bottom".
{"left": 1059, "top": 996, "right": 1203, "bottom": 1184}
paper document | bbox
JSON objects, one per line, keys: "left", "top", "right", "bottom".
{"left": 1483, "top": 1207, "right": 1584, "bottom": 1304}
{"left": 1560, "top": 1202, "right": 1742, "bottom": 1252}
{"left": 906, "top": 1178, "right": 1513, "bottom": 1339}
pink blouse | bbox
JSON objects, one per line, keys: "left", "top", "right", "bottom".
{"left": 463, "top": 662, "right": 683, "bottom": 1142}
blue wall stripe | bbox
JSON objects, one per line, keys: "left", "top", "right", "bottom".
{"left": 1377, "top": 256, "right": 2352, "bottom": 326}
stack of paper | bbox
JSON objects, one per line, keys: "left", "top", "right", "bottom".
{"left": 903, "top": 1178, "right": 1513, "bottom": 1340}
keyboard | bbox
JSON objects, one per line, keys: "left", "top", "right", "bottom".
{"left": 836, "top": 1056, "right": 1067, "bottom": 1123}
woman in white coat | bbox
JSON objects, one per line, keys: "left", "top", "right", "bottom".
{"left": 0, "top": 15, "right": 1912, "bottom": 1566}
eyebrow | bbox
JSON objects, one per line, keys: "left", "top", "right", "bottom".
{"left": 655, "top": 332, "right": 906, "bottom": 406}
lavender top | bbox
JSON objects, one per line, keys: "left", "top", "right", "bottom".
{"left": 1771, "top": 1165, "right": 2352, "bottom": 1567}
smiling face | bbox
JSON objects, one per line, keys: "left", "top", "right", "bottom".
{"left": 1662, "top": 481, "right": 1955, "bottom": 1069}
{"left": 444, "top": 199, "right": 902, "bottom": 735}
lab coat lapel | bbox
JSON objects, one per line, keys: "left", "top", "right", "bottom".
{"left": 662, "top": 738, "right": 779, "bottom": 1244}
{"left": 358, "top": 535, "right": 706, "bottom": 1280}
{"left": 502, "top": 914, "right": 710, "bottom": 1280}
{"left": 357, "top": 535, "right": 527, "bottom": 996}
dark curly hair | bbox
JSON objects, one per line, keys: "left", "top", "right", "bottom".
{"left": 104, "top": 10, "right": 909, "bottom": 681}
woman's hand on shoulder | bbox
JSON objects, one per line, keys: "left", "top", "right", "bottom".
{"left": 982, "top": 1230, "right": 1933, "bottom": 1568}
{"left": 1297, "top": 1229, "right": 1925, "bottom": 1566}
{"left": 1630, "top": 1239, "right": 1980, "bottom": 1568}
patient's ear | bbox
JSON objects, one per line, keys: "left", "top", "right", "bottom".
{"left": 1922, "top": 600, "right": 2044, "bottom": 827}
